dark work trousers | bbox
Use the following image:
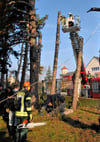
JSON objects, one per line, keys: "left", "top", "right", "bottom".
{"left": 14, "top": 117, "right": 28, "bottom": 142}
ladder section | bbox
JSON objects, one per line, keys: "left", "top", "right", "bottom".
{"left": 70, "top": 32, "right": 87, "bottom": 86}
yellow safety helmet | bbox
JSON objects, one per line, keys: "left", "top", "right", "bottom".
{"left": 23, "top": 81, "right": 30, "bottom": 91}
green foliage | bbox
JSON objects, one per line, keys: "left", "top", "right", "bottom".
{"left": 36, "top": 14, "right": 48, "bottom": 30}
{"left": 61, "top": 88, "right": 67, "bottom": 92}
{"left": 38, "top": 93, "right": 47, "bottom": 105}
{"left": 39, "top": 66, "right": 44, "bottom": 74}
{"left": 65, "top": 96, "right": 73, "bottom": 109}
{"left": 44, "top": 65, "right": 52, "bottom": 83}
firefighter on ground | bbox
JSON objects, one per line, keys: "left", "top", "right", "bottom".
{"left": 14, "top": 81, "right": 32, "bottom": 142}
{"left": 2, "top": 86, "right": 13, "bottom": 137}
{"left": 8, "top": 84, "right": 19, "bottom": 138}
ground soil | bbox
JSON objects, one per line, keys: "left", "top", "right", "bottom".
{"left": 0, "top": 107, "right": 100, "bottom": 142}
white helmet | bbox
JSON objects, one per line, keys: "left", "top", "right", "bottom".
{"left": 69, "top": 12, "right": 72, "bottom": 15}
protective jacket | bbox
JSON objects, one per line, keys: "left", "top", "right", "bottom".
{"left": 15, "top": 90, "right": 32, "bottom": 121}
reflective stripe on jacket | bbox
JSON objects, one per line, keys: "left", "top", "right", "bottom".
{"left": 15, "top": 91, "right": 32, "bottom": 117}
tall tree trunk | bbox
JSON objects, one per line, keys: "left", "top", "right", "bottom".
{"left": 6, "top": 71, "right": 8, "bottom": 88}
{"left": 72, "top": 38, "right": 83, "bottom": 110}
{"left": 1, "top": 73, "right": 4, "bottom": 88}
{"left": 36, "top": 32, "right": 42, "bottom": 93}
{"left": 37, "top": 32, "right": 42, "bottom": 80}
{"left": 29, "top": 0, "right": 38, "bottom": 106}
{"left": 20, "top": 43, "right": 28, "bottom": 89}
{"left": 51, "top": 11, "right": 61, "bottom": 95}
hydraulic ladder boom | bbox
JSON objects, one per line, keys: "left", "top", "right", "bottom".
{"left": 61, "top": 13, "right": 87, "bottom": 86}
{"left": 70, "top": 32, "right": 87, "bottom": 86}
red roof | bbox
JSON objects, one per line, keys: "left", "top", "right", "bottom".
{"left": 61, "top": 66, "right": 67, "bottom": 70}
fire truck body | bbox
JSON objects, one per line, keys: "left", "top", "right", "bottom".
{"left": 90, "top": 78, "right": 100, "bottom": 99}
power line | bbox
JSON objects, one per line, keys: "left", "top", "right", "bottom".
{"left": 57, "top": 54, "right": 74, "bottom": 69}
{"left": 84, "top": 22, "right": 100, "bottom": 46}
{"left": 58, "top": 22, "right": 100, "bottom": 69}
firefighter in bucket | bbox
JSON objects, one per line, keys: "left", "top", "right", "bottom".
{"left": 14, "top": 81, "right": 32, "bottom": 142}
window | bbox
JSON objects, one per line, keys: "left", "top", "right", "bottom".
{"left": 96, "top": 74, "right": 98, "bottom": 78}
{"left": 92, "top": 67, "right": 100, "bottom": 71}
{"left": 92, "top": 81, "right": 99, "bottom": 93}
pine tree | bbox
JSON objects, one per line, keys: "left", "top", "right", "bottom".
{"left": 45, "top": 66, "right": 52, "bottom": 83}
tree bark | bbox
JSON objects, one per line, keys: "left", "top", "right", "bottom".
{"left": 29, "top": 0, "right": 39, "bottom": 106}
{"left": 20, "top": 43, "right": 28, "bottom": 89}
{"left": 72, "top": 38, "right": 83, "bottom": 110}
{"left": 1, "top": 73, "right": 4, "bottom": 88}
{"left": 36, "top": 32, "right": 42, "bottom": 86}
{"left": 51, "top": 11, "right": 61, "bottom": 95}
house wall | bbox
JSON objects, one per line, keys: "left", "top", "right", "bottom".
{"left": 60, "top": 57, "right": 100, "bottom": 91}
{"left": 61, "top": 80, "right": 73, "bottom": 89}
{"left": 86, "top": 57, "right": 100, "bottom": 77}
{"left": 62, "top": 75, "right": 72, "bottom": 81}
{"left": 61, "top": 68, "right": 68, "bottom": 74}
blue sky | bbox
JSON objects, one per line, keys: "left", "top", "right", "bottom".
{"left": 11, "top": 0, "right": 100, "bottom": 80}
{"left": 35, "top": 0, "right": 100, "bottom": 79}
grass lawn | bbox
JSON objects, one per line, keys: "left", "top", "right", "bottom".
{"left": 0, "top": 107, "right": 100, "bottom": 142}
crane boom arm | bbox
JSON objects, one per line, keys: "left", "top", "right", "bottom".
{"left": 70, "top": 32, "right": 87, "bottom": 86}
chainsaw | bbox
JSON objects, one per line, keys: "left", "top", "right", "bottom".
{"left": 17, "top": 122, "right": 46, "bottom": 129}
